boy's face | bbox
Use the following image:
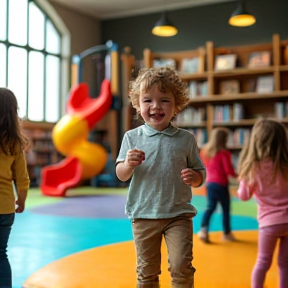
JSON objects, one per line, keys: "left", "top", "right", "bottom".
{"left": 139, "top": 83, "right": 175, "bottom": 131}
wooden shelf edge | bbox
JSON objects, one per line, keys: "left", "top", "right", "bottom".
{"left": 179, "top": 66, "right": 288, "bottom": 80}
{"left": 188, "top": 90, "right": 288, "bottom": 103}
{"left": 21, "top": 121, "right": 56, "bottom": 130}
{"left": 174, "top": 122, "right": 207, "bottom": 128}
{"left": 180, "top": 66, "right": 288, "bottom": 79}
{"left": 213, "top": 119, "right": 256, "bottom": 126}
{"left": 180, "top": 72, "right": 208, "bottom": 80}
{"left": 213, "top": 66, "right": 275, "bottom": 77}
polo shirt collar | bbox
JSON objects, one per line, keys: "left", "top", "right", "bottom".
{"left": 142, "top": 123, "right": 178, "bottom": 136}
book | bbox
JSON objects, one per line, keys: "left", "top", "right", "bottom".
{"left": 181, "top": 58, "right": 200, "bottom": 73}
{"left": 256, "top": 75, "right": 274, "bottom": 93}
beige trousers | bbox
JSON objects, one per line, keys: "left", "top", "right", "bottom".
{"left": 132, "top": 213, "right": 195, "bottom": 288}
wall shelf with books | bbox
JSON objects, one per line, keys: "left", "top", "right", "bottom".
{"left": 143, "top": 33, "right": 288, "bottom": 167}
{"left": 21, "top": 121, "right": 63, "bottom": 187}
{"left": 144, "top": 47, "right": 206, "bottom": 74}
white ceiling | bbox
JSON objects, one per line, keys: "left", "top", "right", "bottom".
{"left": 50, "top": 0, "right": 235, "bottom": 20}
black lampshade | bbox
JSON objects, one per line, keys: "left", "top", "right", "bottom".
{"left": 152, "top": 11, "right": 178, "bottom": 37}
{"left": 229, "top": 0, "right": 256, "bottom": 27}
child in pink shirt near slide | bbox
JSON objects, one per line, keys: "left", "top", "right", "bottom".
{"left": 237, "top": 119, "right": 288, "bottom": 288}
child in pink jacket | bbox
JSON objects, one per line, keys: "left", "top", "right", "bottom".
{"left": 237, "top": 119, "right": 288, "bottom": 288}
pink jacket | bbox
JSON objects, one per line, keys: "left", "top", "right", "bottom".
{"left": 237, "top": 159, "right": 288, "bottom": 228}
{"left": 200, "top": 149, "right": 237, "bottom": 186}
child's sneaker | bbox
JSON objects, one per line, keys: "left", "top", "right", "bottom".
{"left": 222, "top": 232, "right": 236, "bottom": 241}
{"left": 197, "top": 228, "right": 210, "bottom": 243}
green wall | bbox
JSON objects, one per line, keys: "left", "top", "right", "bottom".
{"left": 101, "top": 0, "right": 288, "bottom": 60}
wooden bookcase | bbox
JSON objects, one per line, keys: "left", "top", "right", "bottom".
{"left": 21, "top": 121, "right": 63, "bottom": 187}
{"left": 121, "top": 47, "right": 146, "bottom": 133}
{"left": 143, "top": 34, "right": 288, "bottom": 168}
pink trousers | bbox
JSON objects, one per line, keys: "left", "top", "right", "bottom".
{"left": 252, "top": 223, "right": 288, "bottom": 288}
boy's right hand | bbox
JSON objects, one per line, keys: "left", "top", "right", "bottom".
{"left": 125, "top": 149, "right": 145, "bottom": 168}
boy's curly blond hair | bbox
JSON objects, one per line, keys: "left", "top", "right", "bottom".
{"left": 128, "top": 67, "right": 189, "bottom": 115}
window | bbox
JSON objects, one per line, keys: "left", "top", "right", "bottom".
{"left": 0, "top": 0, "right": 70, "bottom": 122}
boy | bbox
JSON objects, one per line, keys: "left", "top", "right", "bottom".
{"left": 116, "top": 67, "right": 206, "bottom": 288}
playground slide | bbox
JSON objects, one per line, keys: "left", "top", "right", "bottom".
{"left": 40, "top": 79, "right": 112, "bottom": 197}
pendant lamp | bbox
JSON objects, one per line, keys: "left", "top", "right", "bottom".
{"left": 229, "top": 0, "right": 256, "bottom": 27}
{"left": 152, "top": 11, "right": 178, "bottom": 37}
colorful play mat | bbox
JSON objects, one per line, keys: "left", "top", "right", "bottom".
{"left": 7, "top": 187, "right": 280, "bottom": 288}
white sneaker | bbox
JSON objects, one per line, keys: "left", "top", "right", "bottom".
{"left": 197, "top": 229, "right": 209, "bottom": 243}
{"left": 223, "top": 232, "right": 236, "bottom": 241}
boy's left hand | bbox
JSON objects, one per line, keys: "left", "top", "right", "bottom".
{"left": 181, "top": 168, "right": 202, "bottom": 187}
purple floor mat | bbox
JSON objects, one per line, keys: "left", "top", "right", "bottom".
{"left": 29, "top": 195, "right": 127, "bottom": 218}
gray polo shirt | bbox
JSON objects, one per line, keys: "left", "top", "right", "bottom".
{"left": 116, "top": 123, "right": 205, "bottom": 219}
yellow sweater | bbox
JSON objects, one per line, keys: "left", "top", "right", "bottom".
{"left": 0, "top": 147, "right": 30, "bottom": 214}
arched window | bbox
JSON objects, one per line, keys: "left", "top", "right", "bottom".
{"left": 0, "top": 0, "right": 70, "bottom": 122}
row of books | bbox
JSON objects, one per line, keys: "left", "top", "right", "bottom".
{"left": 188, "top": 81, "right": 208, "bottom": 98}
{"left": 24, "top": 129, "right": 52, "bottom": 140}
{"left": 175, "top": 107, "right": 206, "bottom": 124}
{"left": 227, "top": 128, "right": 251, "bottom": 146}
{"left": 33, "top": 140, "right": 55, "bottom": 151}
{"left": 231, "top": 153, "right": 239, "bottom": 170}
{"left": 26, "top": 152, "right": 52, "bottom": 166}
{"left": 186, "top": 127, "right": 250, "bottom": 154}
{"left": 152, "top": 57, "right": 203, "bottom": 74}
{"left": 153, "top": 59, "right": 176, "bottom": 69}
{"left": 187, "top": 129, "right": 208, "bottom": 145}
{"left": 274, "top": 102, "right": 288, "bottom": 119}
{"left": 213, "top": 103, "right": 244, "bottom": 122}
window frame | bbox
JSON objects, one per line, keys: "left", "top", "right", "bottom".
{"left": 0, "top": 0, "right": 70, "bottom": 122}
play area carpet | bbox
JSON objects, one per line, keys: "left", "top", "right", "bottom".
{"left": 8, "top": 187, "right": 280, "bottom": 288}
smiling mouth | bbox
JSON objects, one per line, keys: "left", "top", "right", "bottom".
{"left": 150, "top": 113, "right": 165, "bottom": 118}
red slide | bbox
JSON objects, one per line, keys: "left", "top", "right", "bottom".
{"left": 41, "top": 156, "right": 82, "bottom": 197}
{"left": 40, "top": 80, "right": 112, "bottom": 197}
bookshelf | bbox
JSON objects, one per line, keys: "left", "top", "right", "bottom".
{"left": 21, "top": 121, "right": 63, "bottom": 187}
{"left": 121, "top": 47, "right": 146, "bottom": 132}
{"left": 143, "top": 34, "right": 288, "bottom": 168}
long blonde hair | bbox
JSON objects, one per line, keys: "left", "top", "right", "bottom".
{"left": 238, "top": 118, "right": 288, "bottom": 182}
{"left": 202, "top": 127, "right": 229, "bottom": 159}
